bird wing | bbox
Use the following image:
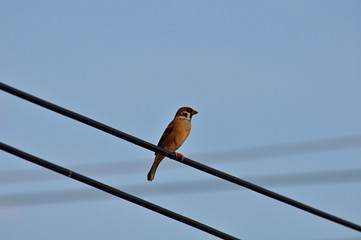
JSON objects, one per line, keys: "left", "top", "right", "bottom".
{"left": 156, "top": 120, "right": 174, "bottom": 149}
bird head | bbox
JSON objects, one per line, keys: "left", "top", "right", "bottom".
{"left": 175, "top": 107, "right": 198, "bottom": 120}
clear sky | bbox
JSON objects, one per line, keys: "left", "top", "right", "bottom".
{"left": 1, "top": 1, "right": 361, "bottom": 239}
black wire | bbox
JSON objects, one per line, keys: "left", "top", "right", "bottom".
{"left": 1, "top": 82, "right": 361, "bottom": 232}
{"left": 0, "top": 142, "right": 240, "bottom": 240}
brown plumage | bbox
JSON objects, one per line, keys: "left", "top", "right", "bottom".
{"left": 147, "top": 107, "right": 198, "bottom": 181}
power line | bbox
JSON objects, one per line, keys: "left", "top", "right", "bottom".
{"left": 204, "top": 135, "right": 361, "bottom": 164}
{"left": 1, "top": 133, "right": 361, "bottom": 185}
{"left": 0, "top": 153, "right": 360, "bottom": 186}
{"left": 1, "top": 82, "right": 361, "bottom": 232}
{"left": 1, "top": 169, "right": 360, "bottom": 207}
{"left": 0, "top": 142, "right": 240, "bottom": 240}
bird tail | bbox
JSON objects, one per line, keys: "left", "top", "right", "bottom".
{"left": 147, "top": 154, "right": 165, "bottom": 181}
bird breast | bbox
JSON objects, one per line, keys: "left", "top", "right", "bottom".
{"left": 168, "top": 119, "right": 191, "bottom": 151}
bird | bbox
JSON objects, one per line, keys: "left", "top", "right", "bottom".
{"left": 147, "top": 107, "right": 198, "bottom": 181}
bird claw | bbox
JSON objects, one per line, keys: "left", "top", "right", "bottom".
{"left": 173, "top": 152, "right": 185, "bottom": 161}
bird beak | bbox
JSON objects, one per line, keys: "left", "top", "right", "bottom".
{"left": 192, "top": 110, "right": 198, "bottom": 115}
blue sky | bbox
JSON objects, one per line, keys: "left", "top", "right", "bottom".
{"left": 1, "top": 1, "right": 361, "bottom": 239}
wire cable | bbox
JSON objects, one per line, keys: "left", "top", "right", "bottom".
{"left": 0, "top": 156, "right": 360, "bottom": 186}
{"left": 1, "top": 82, "right": 361, "bottom": 232}
{"left": 2, "top": 133, "right": 361, "bottom": 185}
{"left": 1, "top": 169, "right": 360, "bottom": 207}
{"left": 0, "top": 142, "right": 240, "bottom": 240}
{"left": 204, "top": 135, "right": 361, "bottom": 163}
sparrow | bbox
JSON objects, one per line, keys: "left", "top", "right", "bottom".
{"left": 147, "top": 107, "right": 198, "bottom": 181}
